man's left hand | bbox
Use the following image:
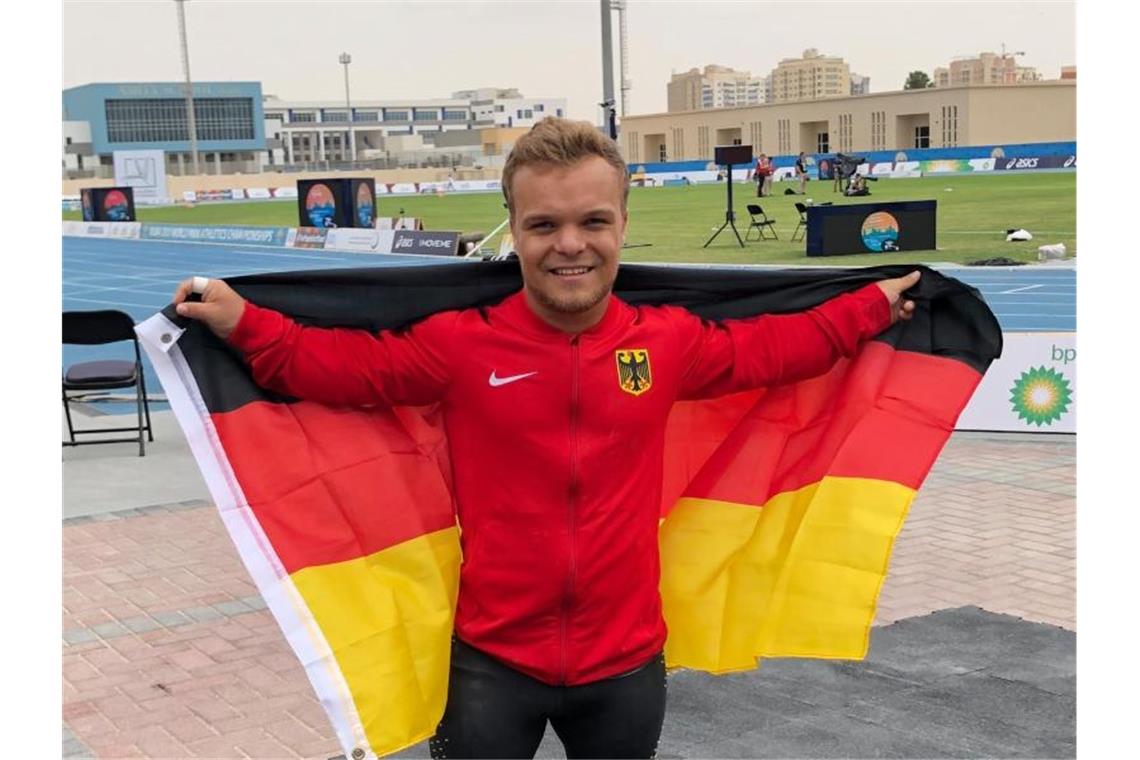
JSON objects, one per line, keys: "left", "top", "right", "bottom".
{"left": 877, "top": 271, "right": 921, "bottom": 324}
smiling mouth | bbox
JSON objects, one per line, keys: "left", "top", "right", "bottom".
{"left": 549, "top": 266, "right": 595, "bottom": 277}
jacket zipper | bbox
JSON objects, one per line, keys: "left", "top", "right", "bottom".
{"left": 561, "top": 336, "right": 581, "bottom": 685}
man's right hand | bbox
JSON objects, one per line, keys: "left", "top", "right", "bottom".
{"left": 173, "top": 277, "right": 246, "bottom": 340}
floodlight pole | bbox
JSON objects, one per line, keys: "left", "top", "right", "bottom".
{"left": 340, "top": 52, "right": 355, "bottom": 163}
{"left": 600, "top": 0, "right": 617, "bottom": 139}
{"left": 174, "top": 0, "right": 200, "bottom": 176}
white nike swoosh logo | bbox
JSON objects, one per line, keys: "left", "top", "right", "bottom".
{"left": 489, "top": 370, "right": 538, "bottom": 387}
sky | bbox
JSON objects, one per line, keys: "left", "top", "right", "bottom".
{"left": 62, "top": 0, "right": 1076, "bottom": 120}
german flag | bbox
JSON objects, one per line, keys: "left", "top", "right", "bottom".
{"left": 137, "top": 262, "right": 1001, "bottom": 759}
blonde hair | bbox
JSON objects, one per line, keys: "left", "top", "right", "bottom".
{"left": 502, "top": 117, "right": 629, "bottom": 212}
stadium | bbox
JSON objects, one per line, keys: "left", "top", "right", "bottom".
{"left": 60, "top": 3, "right": 1078, "bottom": 759}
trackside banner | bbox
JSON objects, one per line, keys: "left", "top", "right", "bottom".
{"left": 994, "top": 155, "right": 1076, "bottom": 171}
{"left": 140, "top": 224, "right": 291, "bottom": 247}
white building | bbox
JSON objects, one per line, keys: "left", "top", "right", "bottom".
{"left": 263, "top": 88, "right": 567, "bottom": 164}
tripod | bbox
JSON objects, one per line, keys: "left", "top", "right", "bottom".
{"left": 703, "top": 162, "right": 745, "bottom": 248}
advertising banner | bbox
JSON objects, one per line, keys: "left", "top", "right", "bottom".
{"left": 292, "top": 227, "right": 329, "bottom": 249}
{"left": 376, "top": 217, "right": 422, "bottom": 230}
{"left": 392, "top": 230, "right": 461, "bottom": 256}
{"left": 63, "top": 221, "right": 142, "bottom": 238}
{"left": 994, "top": 155, "right": 1077, "bottom": 171}
{"left": 182, "top": 191, "right": 198, "bottom": 202}
{"left": 956, "top": 333, "right": 1075, "bottom": 433}
{"left": 247, "top": 188, "right": 272, "bottom": 200}
{"left": 922, "top": 159, "right": 972, "bottom": 174}
{"left": 870, "top": 162, "right": 894, "bottom": 177}
{"left": 273, "top": 187, "right": 298, "bottom": 199}
{"left": 892, "top": 161, "right": 921, "bottom": 178}
{"left": 195, "top": 189, "right": 231, "bottom": 202}
{"left": 324, "top": 228, "right": 396, "bottom": 253}
{"left": 112, "top": 149, "right": 168, "bottom": 204}
{"left": 968, "top": 158, "right": 996, "bottom": 172}
{"left": 141, "top": 224, "right": 290, "bottom": 247}
{"left": 388, "top": 183, "right": 419, "bottom": 195}
{"left": 230, "top": 189, "right": 246, "bottom": 200}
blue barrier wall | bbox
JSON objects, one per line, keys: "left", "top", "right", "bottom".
{"left": 629, "top": 142, "right": 1076, "bottom": 172}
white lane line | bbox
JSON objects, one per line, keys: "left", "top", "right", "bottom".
{"left": 999, "top": 284, "right": 1045, "bottom": 295}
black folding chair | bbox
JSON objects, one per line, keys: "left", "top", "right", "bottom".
{"left": 63, "top": 310, "right": 153, "bottom": 457}
{"left": 792, "top": 202, "right": 808, "bottom": 242}
{"left": 745, "top": 204, "right": 778, "bottom": 241}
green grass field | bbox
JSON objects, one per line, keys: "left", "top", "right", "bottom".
{"left": 64, "top": 172, "right": 1075, "bottom": 265}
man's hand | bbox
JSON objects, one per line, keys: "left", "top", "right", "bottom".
{"left": 172, "top": 277, "right": 246, "bottom": 340}
{"left": 876, "top": 270, "right": 921, "bottom": 324}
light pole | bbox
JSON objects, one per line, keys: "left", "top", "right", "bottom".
{"left": 339, "top": 52, "right": 355, "bottom": 163}
{"left": 174, "top": 0, "right": 200, "bottom": 175}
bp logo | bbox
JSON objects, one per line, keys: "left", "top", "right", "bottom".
{"left": 1009, "top": 366, "right": 1072, "bottom": 427}
{"left": 861, "top": 211, "right": 900, "bottom": 252}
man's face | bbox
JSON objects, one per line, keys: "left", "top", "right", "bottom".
{"left": 509, "top": 156, "right": 627, "bottom": 330}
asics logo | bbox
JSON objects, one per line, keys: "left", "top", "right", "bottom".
{"left": 488, "top": 370, "right": 538, "bottom": 387}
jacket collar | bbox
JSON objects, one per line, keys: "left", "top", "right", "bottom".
{"left": 494, "top": 289, "right": 630, "bottom": 343}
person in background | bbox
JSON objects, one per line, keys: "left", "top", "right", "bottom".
{"left": 795, "top": 152, "right": 809, "bottom": 195}
{"left": 754, "top": 153, "right": 773, "bottom": 197}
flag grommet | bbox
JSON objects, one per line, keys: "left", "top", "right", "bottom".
{"left": 351, "top": 748, "right": 365, "bottom": 760}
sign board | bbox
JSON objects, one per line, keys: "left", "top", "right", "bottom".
{"left": 805, "top": 200, "right": 936, "bottom": 256}
{"left": 112, "top": 149, "right": 168, "bottom": 204}
{"left": 956, "top": 332, "right": 1075, "bottom": 433}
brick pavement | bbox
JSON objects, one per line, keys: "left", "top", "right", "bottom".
{"left": 62, "top": 432, "right": 1074, "bottom": 759}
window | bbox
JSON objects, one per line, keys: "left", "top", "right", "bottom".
{"left": 291, "top": 111, "right": 315, "bottom": 123}
{"left": 442, "top": 109, "right": 467, "bottom": 121}
{"left": 384, "top": 110, "right": 409, "bottom": 122}
{"left": 817, "top": 133, "right": 829, "bottom": 153}
{"left": 355, "top": 111, "right": 379, "bottom": 122}
{"left": 517, "top": 109, "right": 523, "bottom": 119}
{"left": 659, "top": 143, "right": 667, "bottom": 162}
{"left": 495, "top": 105, "right": 505, "bottom": 112}
{"left": 414, "top": 110, "right": 438, "bottom": 121}
{"left": 104, "top": 97, "right": 255, "bottom": 143}
{"left": 323, "top": 110, "right": 348, "bottom": 122}
{"left": 556, "top": 108, "right": 563, "bottom": 117}
{"left": 535, "top": 104, "right": 544, "bottom": 112}
{"left": 749, "top": 121, "right": 762, "bottom": 152}
{"left": 524, "top": 109, "right": 533, "bottom": 119}
{"left": 697, "top": 126, "right": 710, "bottom": 158}
{"left": 915, "top": 126, "right": 930, "bottom": 149}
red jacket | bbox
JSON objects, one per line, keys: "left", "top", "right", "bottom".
{"left": 228, "top": 283, "right": 891, "bottom": 685}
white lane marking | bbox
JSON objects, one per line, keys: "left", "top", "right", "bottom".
{"left": 999, "top": 284, "right": 1045, "bottom": 295}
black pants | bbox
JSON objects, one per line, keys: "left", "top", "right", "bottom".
{"left": 430, "top": 638, "right": 667, "bottom": 759}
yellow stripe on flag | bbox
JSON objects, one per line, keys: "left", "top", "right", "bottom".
{"left": 660, "top": 477, "right": 916, "bottom": 673}
{"left": 291, "top": 526, "right": 462, "bottom": 756}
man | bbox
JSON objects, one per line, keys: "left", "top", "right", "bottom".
{"left": 174, "top": 117, "right": 918, "bottom": 759}
{"left": 846, "top": 172, "right": 869, "bottom": 197}
{"left": 754, "top": 152, "right": 773, "bottom": 197}
{"left": 795, "top": 151, "right": 809, "bottom": 194}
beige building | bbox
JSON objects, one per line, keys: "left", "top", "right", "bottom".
{"left": 667, "top": 65, "right": 766, "bottom": 112}
{"left": 933, "top": 53, "right": 1041, "bottom": 87}
{"left": 620, "top": 81, "right": 1074, "bottom": 164}
{"left": 768, "top": 49, "right": 851, "bottom": 103}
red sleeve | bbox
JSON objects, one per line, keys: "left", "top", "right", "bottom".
{"left": 226, "top": 301, "right": 454, "bottom": 407}
{"left": 678, "top": 283, "right": 892, "bottom": 399}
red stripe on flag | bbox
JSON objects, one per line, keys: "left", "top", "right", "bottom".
{"left": 663, "top": 343, "right": 981, "bottom": 512}
{"left": 211, "top": 401, "right": 456, "bottom": 574}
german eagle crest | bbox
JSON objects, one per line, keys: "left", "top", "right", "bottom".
{"left": 615, "top": 349, "right": 652, "bottom": 396}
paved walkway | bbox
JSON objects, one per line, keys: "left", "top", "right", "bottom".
{"left": 62, "top": 431, "right": 1074, "bottom": 759}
